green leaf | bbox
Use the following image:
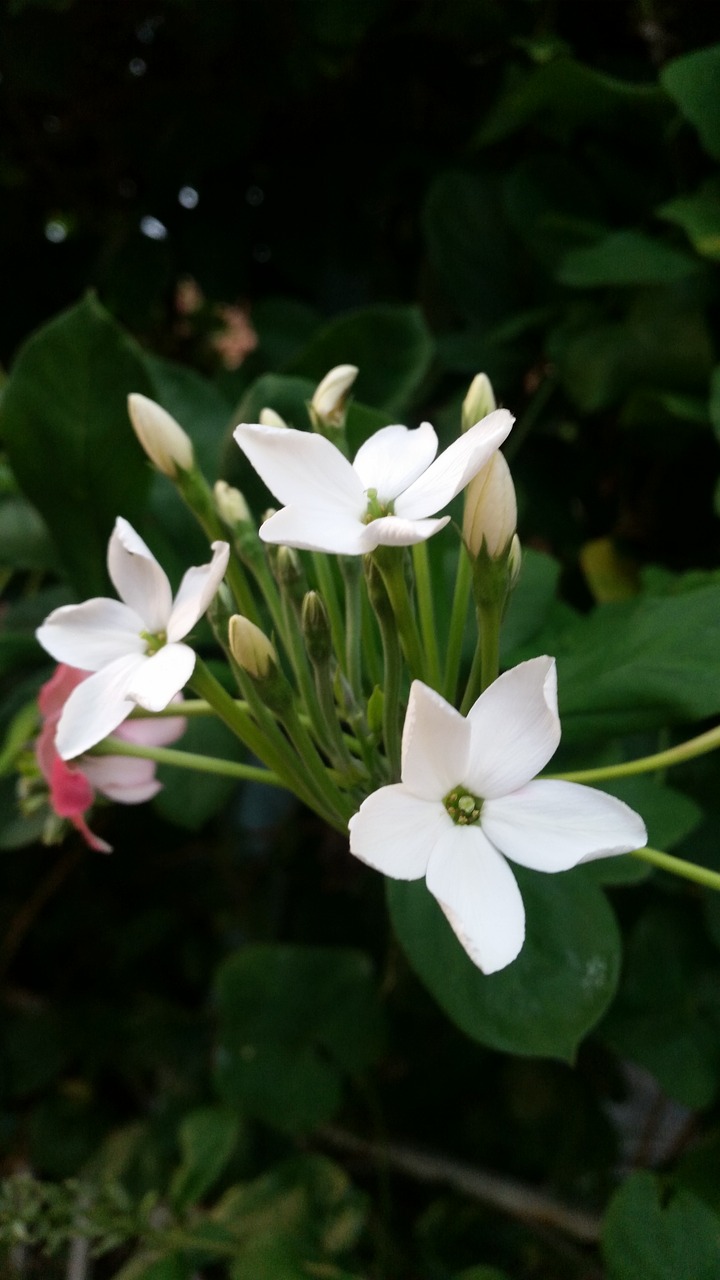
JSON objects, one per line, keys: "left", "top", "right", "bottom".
{"left": 661, "top": 44, "right": 720, "bottom": 161}
{"left": 0, "top": 294, "right": 153, "bottom": 595}
{"left": 0, "top": 497, "right": 58, "bottom": 571}
{"left": 214, "top": 946, "right": 383, "bottom": 1133}
{"left": 112, "top": 1254, "right": 193, "bottom": 1280}
{"left": 288, "top": 305, "right": 433, "bottom": 413}
{"left": 387, "top": 867, "right": 620, "bottom": 1059}
{"left": 602, "top": 1172, "right": 720, "bottom": 1280}
{"left": 659, "top": 178, "right": 720, "bottom": 262}
{"left": 169, "top": 1106, "right": 240, "bottom": 1211}
{"left": 500, "top": 548, "right": 561, "bottom": 661}
{"left": 557, "top": 231, "right": 698, "bottom": 288}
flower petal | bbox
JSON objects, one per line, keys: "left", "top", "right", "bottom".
{"left": 126, "top": 642, "right": 196, "bottom": 711}
{"left": 259, "top": 505, "right": 367, "bottom": 555}
{"left": 464, "top": 656, "right": 560, "bottom": 799}
{"left": 234, "top": 423, "right": 364, "bottom": 514}
{"left": 352, "top": 423, "right": 438, "bottom": 502}
{"left": 395, "top": 409, "right": 514, "bottom": 520}
{"left": 71, "top": 814, "right": 112, "bottom": 854}
{"left": 83, "top": 754, "right": 162, "bottom": 804}
{"left": 50, "top": 756, "right": 94, "bottom": 818}
{"left": 117, "top": 699, "right": 186, "bottom": 747}
{"left": 349, "top": 784, "right": 448, "bottom": 879}
{"left": 36, "top": 599, "right": 145, "bottom": 672}
{"left": 108, "top": 517, "right": 173, "bottom": 632}
{"left": 426, "top": 824, "right": 525, "bottom": 974}
{"left": 357, "top": 514, "right": 450, "bottom": 551}
{"left": 38, "top": 665, "right": 87, "bottom": 720}
{"left": 482, "top": 778, "right": 648, "bottom": 873}
{"left": 166, "top": 542, "right": 229, "bottom": 642}
{"left": 401, "top": 681, "right": 471, "bottom": 799}
{"left": 55, "top": 653, "right": 146, "bottom": 759}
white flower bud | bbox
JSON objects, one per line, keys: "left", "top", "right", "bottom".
{"left": 462, "top": 373, "right": 497, "bottom": 434}
{"left": 128, "top": 393, "right": 194, "bottom": 479}
{"left": 310, "top": 364, "right": 358, "bottom": 429}
{"left": 508, "top": 533, "right": 522, "bottom": 586}
{"left": 259, "top": 407, "right": 288, "bottom": 429}
{"left": 214, "top": 480, "right": 252, "bottom": 527}
{"left": 228, "top": 614, "right": 277, "bottom": 680}
{"left": 463, "top": 450, "right": 517, "bottom": 559}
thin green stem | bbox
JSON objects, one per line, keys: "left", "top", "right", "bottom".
{"left": 444, "top": 541, "right": 472, "bottom": 703}
{"left": 375, "top": 551, "right": 426, "bottom": 681}
{"left": 341, "top": 556, "right": 363, "bottom": 697}
{"left": 412, "top": 541, "right": 441, "bottom": 690}
{"left": 478, "top": 599, "right": 502, "bottom": 693}
{"left": 93, "top": 737, "right": 281, "bottom": 785}
{"left": 378, "top": 617, "right": 402, "bottom": 779}
{"left": 312, "top": 553, "right": 346, "bottom": 671}
{"left": 551, "top": 722, "right": 720, "bottom": 783}
{"left": 313, "top": 660, "right": 364, "bottom": 779}
{"left": 631, "top": 846, "right": 720, "bottom": 893}
{"left": 280, "top": 702, "right": 356, "bottom": 827}
{"left": 460, "top": 641, "right": 483, "bottom": 716}
{"left": 279, "top": 592, "right": 335, "bottom": 756}
{"left": 129, "top": 699, "right": 239, "bottom": 719}
{"left": 178, "top": 469, "right": 260, "bottom": 623}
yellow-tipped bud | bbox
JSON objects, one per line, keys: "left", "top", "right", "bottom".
{"left": 462, "top": 373, "right": 497, "bottom": 433}
{"left": 214, "top": 480, "right": 252, "bottom": 527}
{"left": 128, "top": 393, "right": 195, "bottom": 478}
{"left": 228, "top": 615, "right": 277, "bottom": 681}
{"left": 310, "top": 364, "right": 358, "bottom": 430}
{"left": 463, "top": 451, "right": 517, "bottom": 560}
{"left": 259, "top": 407, "right": 288, "bottom": 429}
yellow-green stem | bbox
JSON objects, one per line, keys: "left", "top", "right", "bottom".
{"left": 552, "top": 722, "right": 720, "bottom": 783}
{"left": 412, "top": 541, "right": 441, "bottom": 690}
{"left": 443, "top": 541, "right": 472, "bottom": 703}
{"left": 94, "top": 737, "right": 281, "bottom": 786}
{"left": 631, "top": 846, "right": 720, "bottom": 893}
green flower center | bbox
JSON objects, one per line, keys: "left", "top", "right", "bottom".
{"left": 443, "top": 785, "right": 483, "bottom": 826}
{"left": 363, "top": 487, "right": 395, "bottom": 524}
{"left": 140, "top": 629, "right": 167, "bottom": 656}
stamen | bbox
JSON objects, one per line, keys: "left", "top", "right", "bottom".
{"left": 443, "top": 785, "right": 482, "bottom": 826}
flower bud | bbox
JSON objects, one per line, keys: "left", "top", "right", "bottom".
{"left": 310, "top": 364, "right": 358, "bottom": 430}
{"left": 259, "top": 407, "right": 288, "bottom": 430}
{"left": 462, "top": 373, "right": 497, "bottom": 434}
{"left": 228, "top": 615, "right": 277, "bottom": 681}
{"left": 508, "top": 534, "right": 522, "bottom": 588}
{"left": 301, "top": 590, "right": 332, "bottom": 665}
{"left": 128, "top": 393, "right": 195, "bottom": 478}
{"left": 214, "top": 480, "right": 252, "bottom": 528}
{"left": 463, "top": 451, "right": 517, "bottom": 560}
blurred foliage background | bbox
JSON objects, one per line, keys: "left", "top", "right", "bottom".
{"left": 2, "top": 1, "right": 720, "bottom": 1277}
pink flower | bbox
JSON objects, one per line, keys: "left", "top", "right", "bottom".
{"left": 36, "top": 664, "right": 186, "bottom": 853}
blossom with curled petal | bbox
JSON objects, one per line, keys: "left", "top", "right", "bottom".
{"left": 349, "top": 657, "right": 647, "bottom": 974}
{"left": 36, "top": 664, "right": 187, "bottom": 853}
{"left": 233, "top": 409, "right": 514, "bottom": 555}
{"left": 36, "top": 518, "right": 229, "bottom": 760}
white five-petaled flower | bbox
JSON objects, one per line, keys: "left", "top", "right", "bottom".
{"left": 348, "top": 657, "right": 647, "bottom": 975}
{"left": 233, "top": 409, "right": 514, "bottom": 555}
{"left": 36, "top": 517, "right": 230, "bottom": 761}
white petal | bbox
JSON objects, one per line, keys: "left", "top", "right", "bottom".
{"left": 426, "top": 825, "right": 525, "bottom": 974}
{"left": 401, "top": 681, "right": 470, "bottom": 799}
{"left": 234, "top": 423, "right": 365, "bottom": 514}
{"left": 259, "top": 505, "right": 367, "bottom": 555}
{"left": 395, "top": 409, "right": 514, "bottom": 520}
{"left": 108, "top": 517, "right": 173, "bottom": 632}
{"left": 126, "top": 642, "right": 196, "bottom": 711}
{"left": 55, "top": 653, "right": 146, "bottom": 759}
{"left": 37, "top": 599, "right": 145, "bottom": 672}
{"left": 82, "top": 755, "right": 161, "bottom": 804}
{"left": 166, "top": 542, "right": 229, "bottom": 642}
{"left": 352, "top": 423, "right": 438, "bottom": 502}
{"left": 348, "top": 784, "right": 448, "bottom": 879}
{"left": 464, "top": 656, "right": 560, "bottom": 799}
{"left": 482, "top": 779, "right": 648, "bottom": 873}
{"left": 357, "top": 514, "right": 450, "bottom": 551}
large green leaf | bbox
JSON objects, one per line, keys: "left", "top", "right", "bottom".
{"left": 602, "top": 1172, "right": 720, "bottom": 1280}
{"left": 557, "top": 230, "right": 698, "bottom": 288}
{"left": 0, "top": 294, "right": 153, "bottom": 596}
{"left": 387, "top": 866, "right": 621, "bottom": 1060}
{"left": 169, "top": 1106, "right": 240, "bottom": 1211}
{"left": 661, "top": 44, "right": 720, "bottom": 161}
{"left": 659, "top": 179, "right": 720, "bottom": 262}
{"left": 214, "top": 946, "right": 383, "bottom": 1133}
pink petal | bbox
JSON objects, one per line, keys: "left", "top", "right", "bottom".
{"left": 82, "top": 754, "right": 162, "bottom": 804}
{"left": 49, "top": 755, "right": 94, "bottom": 818}
{"left": 38, "top": 665, "right": 88, "bottom": 721}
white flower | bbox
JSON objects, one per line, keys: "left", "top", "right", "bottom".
{"left": 463, "top": 449, "right": 517, "bottom": 559}
{"left": 233, "top": 409, "right": 514, "bottom": 555}
{"left": 36, "top": 517, "right": 229, "bottom": 760}
{"left": 348, "top": 657, "right": 647, "bottom": 974}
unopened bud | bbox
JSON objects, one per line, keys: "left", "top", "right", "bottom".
{"left": 462, "top": 373, "right": 497, "bottom": 434}
{"left": 310, "top": 364, "right": 358, "bottom": 431}
{"left": 128, "top": 393, "right": 195, "bottom": 478}
{"left": 301, "top": 590, "right": 332, "bottom": 665}
{"left": 508, "top": 534, "right": 522, "bottom": 587}
{"left": 228, "top": 615, "right": 277, "bottom": 680}
{"left": 463, "top": 451, "right": 517, "bottom": 560}
{"left": 259, "top": 407, "right": 288, "bottom": 430}
{"left": 214, "top": 480, "right": 252, "bottom": 528}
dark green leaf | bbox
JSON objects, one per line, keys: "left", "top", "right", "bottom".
{"left": 602, "top": 1172, "right": 720, "bottom": 1280}
{"left": 661, "top": 45, "right": 720, "bottom": 161}
{"left": 659, "top": 178, "right": 720, "bottom": 262}
{"left": 153, "top": 716, "right": 247, "bottom": 831}
{"left": 557, "top": 231, "right": 698, "bottom": 288}
{"left": 169, "top": 1106, "right": 240, "bottom": 1211}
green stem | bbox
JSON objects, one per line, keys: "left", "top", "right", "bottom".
{"left": 313, "top": 659, "right": 363, "bottom": 779}
{"left": 631, "top": 846, "right": 720, "bottom": 893}
{"left": 129, "top": 699, "right": 236, "bottom": 719}
{"left": 178, "top": 469, "right": 260, "bottom": 623}
{"left": 460, "top": 601, "right": 501, "bottom": 713}
{"left": 312, "top": 553, "right": 346, "bottom": 671}
{"left": 378, "top": 616, "right": 402, "bottom": 780}
{"left": 341, "top": 556, "right": 363, "bottom": 698}
{"left": 279, "top": 592, "right": 335, "bottom": 757}
{"left": 412, "top": 541, "right": 441, "bottom": 690}
{"left": 361, "top": 586, "right": 382, "bottom": 689}
{"left": 280, "top": 701, "right": 356, "bottom": 827}
{"left": 443, "top": 541, "right": 472, "bottom": 703}
{"left": 552, "top": 723, "right": 720, "bottom": 783}
{"left": 93, "top": 737, "right": 281, "bottom": 785}
{"left": 374, "top": 550, "right": 426, "bottom": 681}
